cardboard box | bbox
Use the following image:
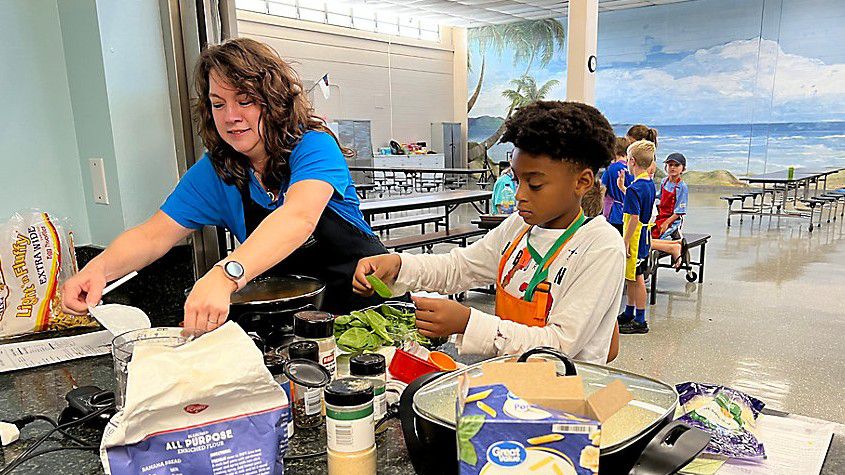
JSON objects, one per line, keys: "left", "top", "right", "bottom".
{"left": 457, "top": 360, "right": 632, "bottom": 475}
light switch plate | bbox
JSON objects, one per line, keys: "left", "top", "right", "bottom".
{"left": 88, "top": 158, "right": 109, "bottom": 205}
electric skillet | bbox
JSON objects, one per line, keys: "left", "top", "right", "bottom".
{"left": 399, "top": 347, "right": 710, "bottom": 475}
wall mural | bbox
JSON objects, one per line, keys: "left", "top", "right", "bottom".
{"left": 467, "top": 0, "right": 845, "bottom": 178}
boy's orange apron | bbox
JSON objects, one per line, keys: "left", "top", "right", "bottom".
{"left": 495, "top": 210, "right": 586, "bottom": 327}
{"left": 651, "top": 178, "right": 678, "bottom": 239}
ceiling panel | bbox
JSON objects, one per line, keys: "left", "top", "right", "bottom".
{"left": 338, "top": 0, "right": 694, "bottom": 26}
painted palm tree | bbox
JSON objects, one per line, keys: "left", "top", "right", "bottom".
{"left": 469, "top": 75, "right": 560, "bottom": 165}
{"left": 467, "top": 19, "right": 565, "bottom": 113}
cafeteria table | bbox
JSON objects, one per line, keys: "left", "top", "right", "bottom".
{"left": 738, "top": 167, "right": 845, "bottom": 226}
{"left": 350, "top": 165, "right": 493, "bottom": 192}
{"left": 359, "top": 190, "right": 491, "bottom": 232}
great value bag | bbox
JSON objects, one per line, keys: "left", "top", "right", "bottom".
{"left": 0, "top": 211, "right": 97, "bottom": 339}
{"left": 101, "top": 322, "right": 290, "bottom": 474}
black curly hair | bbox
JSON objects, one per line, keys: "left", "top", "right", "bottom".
{"left": 500, "top": 101, "right": 616, "bottom": 173}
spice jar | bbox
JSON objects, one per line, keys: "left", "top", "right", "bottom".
{"left": 325, "top": 378, "right": 376, "bottom": 475}
{"left": 294, "top": 310, "right": 337, "bottom": 378}
{"left": 264, "top": 354, "right": 294, "bottom": 438}
{"left": 285, "top": 341, "right": 330, "bottom": 429}
{"left": 349, "top": 354, "right": 387, "bottom": 422}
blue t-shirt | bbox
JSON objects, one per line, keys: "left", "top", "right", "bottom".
{"left": 161, "top": 131, "right": 373, "bottom": 242}
{"left": 601, "top": 160, "right": 633, "bottom": 224}
{"left": 657, "top": 178, "right": 689, "bottom": 215}
{"left": 623, "top": 177, "right": 657, "bottom": 259}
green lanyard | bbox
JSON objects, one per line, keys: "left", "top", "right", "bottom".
{"left": 523, "top": 210, "right": 586, "bottom": 302}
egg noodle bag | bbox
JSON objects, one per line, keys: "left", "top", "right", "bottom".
{"left": 0, "top": 211, "right": 97, "bottom": 339}
{"left": 675, "top": 382, "right": 766, "bottom": 460}
{"left": 101, "top": 322, "right": 289, "bottom": 474}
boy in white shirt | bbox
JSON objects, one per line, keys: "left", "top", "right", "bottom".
{"left": 352, "top": 101, "right": 624, "bottom": 364}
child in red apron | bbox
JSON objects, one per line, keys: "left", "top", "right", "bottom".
{"left": 650, "top": 153, "right": 689, "bottom": 269}
{"left": 352, "top": 102, "right": 625, "bottom": 364}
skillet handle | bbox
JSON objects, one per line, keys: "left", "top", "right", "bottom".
{"left": 516, "top": 347, "right": 577, "bottom": 376}
{"left": 628, "top": 421, "right": 711, "bottom": 475}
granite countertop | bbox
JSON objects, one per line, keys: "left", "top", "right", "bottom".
{"left": 0, "top": 336, "right": 414, "bottom": 474}
{"left": 2, "top": 342, "right": 844, "bottom": 474}
{"left": 1, "top": 324, "right": 843, "bottom": 474}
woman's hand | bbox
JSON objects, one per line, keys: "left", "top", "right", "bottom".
{"left": 412, "top": 296, "right": 470, "bottom": 338}
{"left": 352, "top": 254, "right": 402, "bottom": 296}
{"left": 62, "top": 263, "right": 108, "bottom": 315}
{"left": 183, "top": 267, "right": 237, "bottom": 334}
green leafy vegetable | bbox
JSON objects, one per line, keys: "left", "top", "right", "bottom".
{"left": 365, "top": 274, "right": 393, "bottom": 298}
{"left": 334, "top": 314, "right": 352, "bottom": 326}
{"left": 337, "top": 327, "right": 371, "bottom": 350}
{"left": 333, "top": 304, "right": 432, "bottom": 353}
{"left": 457, "top": 415, "right": 485, "bottom": 466}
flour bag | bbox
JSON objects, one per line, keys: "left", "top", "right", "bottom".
{"left": 0, "top": 211, "right": 97, "bottom": 339}
{"left": 101, "top": 322, "right": 289, "bottom": 474}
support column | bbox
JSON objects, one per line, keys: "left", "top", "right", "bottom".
{"left": 566, "top": 0, "right": 598, "bottom": 105}
{"left": 451, "top": 26, "right": 469, "bottom": 167}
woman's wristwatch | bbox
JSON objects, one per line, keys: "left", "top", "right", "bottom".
{"left": 215, "top": 260, "right": 247, "bottom": 291}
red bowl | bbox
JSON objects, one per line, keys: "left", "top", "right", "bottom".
{"left": 389, "top": 348, "right": 441, "bottom": 384}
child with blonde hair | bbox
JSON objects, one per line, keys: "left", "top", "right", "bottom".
{"left": 618, "top": 140, "right": 656, "bottom": 334}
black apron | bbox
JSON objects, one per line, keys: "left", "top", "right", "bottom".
{"left": 239, "top": 186, "right": 394, "bottom": 315}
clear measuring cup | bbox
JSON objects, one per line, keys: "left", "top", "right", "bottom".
{"left": 111, "top": 327, "right": 189, "bottom": 409}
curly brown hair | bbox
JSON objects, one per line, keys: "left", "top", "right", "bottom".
{"left": 193, "top": 38, "right": 352, "bottom": 191}
{"left": 500, "top": 101, "right": 615, "bottom": 173}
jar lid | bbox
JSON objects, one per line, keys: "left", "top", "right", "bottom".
{"left": 288, "top": 340, "right": 319, "bottom": 362}
{"left": 283, "top": 359, "right": 332, "bottom": 388}
{"left": 324, "top": 378, "right": 374, "bottom": 407}
{"left": 264, "top": 354, "right": 287, "bottom": 375}
{"left": 350, "top": 353, "right": 386, "bottom": 376}
{"left": 293, "top": 311, "right": 335, "bottom": 339}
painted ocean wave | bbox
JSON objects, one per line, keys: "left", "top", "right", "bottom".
{"left": 471, "top": 120, "right": 845, "bottom": 174}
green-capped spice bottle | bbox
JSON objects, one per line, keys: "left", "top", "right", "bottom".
{"left": 325, "top": 378, "right": 376, "bottom": 475}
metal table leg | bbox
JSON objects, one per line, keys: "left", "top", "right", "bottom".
{"left": 698, "top": 242, "right": 706, "bottom": 284}
{"left": 649, "top": 262, "right": 658, "bottom": 305}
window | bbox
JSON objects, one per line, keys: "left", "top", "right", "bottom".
{"left": 266, "top": 0, "right": 296, "bottom": 18}
{"left": 235, "top": 0, "right": 440, "bottom": 41}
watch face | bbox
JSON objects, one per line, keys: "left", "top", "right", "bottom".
{"left": 224, "top": 261, "right": 245, "bottom": 279}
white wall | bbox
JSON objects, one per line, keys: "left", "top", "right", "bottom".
{"left": 1, "top": 0, "right": 178, "bottom": 247}
{"left": 95, "top": 0, "right": 179, "bottom": 231}
{"left": 0, "top": 1, "right": 92, "bottom": 243}
{"left": 237, "top": 11, "right": 463, "bottom": 150}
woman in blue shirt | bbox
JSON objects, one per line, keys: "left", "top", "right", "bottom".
{"left": 62, "top": 38, "right": 389, "bottom": 332}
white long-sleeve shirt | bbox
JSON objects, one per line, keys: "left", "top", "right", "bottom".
{"left": 392, "top": 213, "right": 625, "bottom": 364}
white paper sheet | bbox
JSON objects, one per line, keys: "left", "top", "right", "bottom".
{"left": 718, "top": 413, "right": 836, "bottom": 475}
{"left": 0, "top": 330, "right": 112, "bottom": 373}
{"left": 88, "top": 304, "right": 151, "bottom": 337}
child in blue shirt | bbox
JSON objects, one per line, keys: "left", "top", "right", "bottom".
{"left": 618, "top": 140, "right": 656, "bottom": 334}
{"left": 601, "top": 137, "right": 633, "bottom": 234}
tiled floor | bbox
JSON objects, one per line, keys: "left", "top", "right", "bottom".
{"left": 384, "top": 190, "right": 845, "bottom": 424}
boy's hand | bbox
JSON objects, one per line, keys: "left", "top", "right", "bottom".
{"left": 412, "top": 296, "right": 471, "bottom": 338}
{"left": 353, "top": 254, "right": 402, "bottom": 296}
{"left": 616, "top": 170, "right": 627, "bottom": 192}
{"left": 626, "top": 242, "right": 633, "bottom": 258}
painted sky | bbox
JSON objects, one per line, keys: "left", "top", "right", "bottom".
{"left": 468, "top": 0, "right": 845, "bottom": 125}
